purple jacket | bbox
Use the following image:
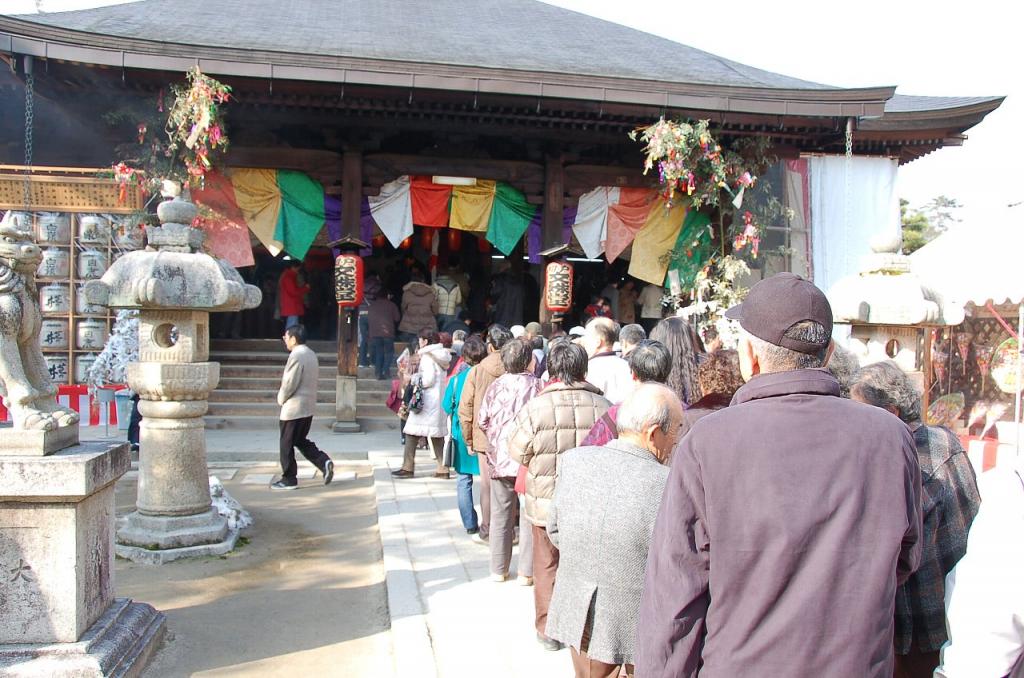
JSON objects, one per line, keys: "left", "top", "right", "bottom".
{"left": 478, "top": 372, "right": 542, "bottom": 478}
{"left": 636, "top": 368, "right": 922, "bottom": 678}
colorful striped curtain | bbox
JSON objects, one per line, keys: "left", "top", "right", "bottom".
{"left": 487, "top": 182, "right": 538, "bottom": 255}
{"left": 605, "top": 187, "right": 656, "bottom": 262}
{"left": 628, "top": 202, "right": 687, "bottom": 285}
{"left": 450, "top": 180, "right": 497, "bottom": 232}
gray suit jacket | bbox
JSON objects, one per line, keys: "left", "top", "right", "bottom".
{"left": 546, "top": 439, "right": 669, "bottom": 665}
{"left": 278, "top": 344, "right": 319, "bottom": 421}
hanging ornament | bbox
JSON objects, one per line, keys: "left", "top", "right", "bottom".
{"left": 732, "top": 211, "right": 760, "bottom": 258}
{"left": 372, "top": 233, "right": 387, "bottom": 249}
{"left": 975, "top": 345, "right": 995, "bottom": 393}
{"left": 477, "top": 237, "right": 490, "bottom": 253}
{"left": 399, "top": 237, "right": 412, "bottom": 250}
{"left": 334, "top": 254, "right": 365, "bottom": 308}
{"left": 447, "top": 228, "right": 462, "bottom": 250}
{"left": 421, "top": 227, "right": 435, "bottom": 251}
{"left": 955, "top": 333, "right": 973, "bottom": 375}
{"left": 544, "top": 260, "right": 574, "bottom": 312}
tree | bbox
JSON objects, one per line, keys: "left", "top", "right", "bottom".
{"left": 901, "top": 198, "right": 932, "bottom": 254}
{"left": 921, "top": 195, "right": 962, "bottom": 235}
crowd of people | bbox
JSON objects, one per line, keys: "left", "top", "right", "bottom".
{"left": 368, "top": 270, "right": 1020, "bottom": 678}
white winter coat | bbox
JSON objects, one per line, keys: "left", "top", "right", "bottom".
{"left": 403, "top": 343, "right": 451, "bottom": 438}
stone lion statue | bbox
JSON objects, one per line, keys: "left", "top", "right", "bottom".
{"left": 0, "top": 219, "right": 79, "bottom": 430}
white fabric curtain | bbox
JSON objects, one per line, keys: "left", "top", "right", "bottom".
{"left": 368, "top": 175, "right": 414, "bottom": 248}
{"left": 809, "top": 156, "right": 900, "bottom": 295}
{"left": 572, "top": 186, "right": 620, "bottom": 260}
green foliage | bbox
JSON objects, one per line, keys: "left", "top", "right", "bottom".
{"left": 901, "top": 195, "right": 959, "bottom": 254}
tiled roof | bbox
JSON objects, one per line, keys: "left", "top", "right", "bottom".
{"left": 11, "top": 0, "right": 835, "bottom": 91}
{"left": 885, "top": 94, "right": 1005, "bottom": 113}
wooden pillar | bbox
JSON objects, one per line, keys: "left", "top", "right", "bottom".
{"left": 540, "top": 155, "right": 565, "bottom": 326}
{"left": 541, "top": 155, "right": 565, "bottom": 251}
{"left": 334, "top": 150, "right": 363, "bottom": 433}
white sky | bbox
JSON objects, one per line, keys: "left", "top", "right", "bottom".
{"left": 5, "top": 0, "right": 1019, "bottom": 229}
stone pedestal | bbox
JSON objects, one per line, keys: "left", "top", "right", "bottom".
{"left": 0, "top": 442, "right": 165, "bottom": 676}
{"left": 333, "top": 375, "right": 362, "bottom": 433}
{"left": 115, "top": 355, "right": 237, "bottom": 564}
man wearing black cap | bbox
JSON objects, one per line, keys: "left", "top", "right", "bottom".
{"left": 636, "top": 273, "right": 923, "bottom": 678}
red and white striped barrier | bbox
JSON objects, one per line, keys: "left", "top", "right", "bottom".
{"left": 0, "top": 385, "right": 127, "bottom": 427}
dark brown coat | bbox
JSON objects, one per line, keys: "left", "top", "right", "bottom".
{"left": 636, "top": 368, "right": 923, "bottom": 678}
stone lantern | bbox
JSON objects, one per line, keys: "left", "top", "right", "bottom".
{"left": 85, "top": 195, "right": 261, "bottom": 564}
{"left": 828, "top": 234, "right": 961, "bottom": 377}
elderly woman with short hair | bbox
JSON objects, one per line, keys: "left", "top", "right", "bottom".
{"left": 850, "top": 361, "right": 981, "bottom": 678}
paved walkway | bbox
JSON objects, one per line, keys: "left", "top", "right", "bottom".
{"left": 101, "top": 427, "right": 571, "bottom": 676}
{"left": 369, "top": 445, "right": 567, "bottom": 678}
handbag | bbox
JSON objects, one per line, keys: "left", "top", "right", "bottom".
{"left": 408, "top": 378, "right": 424, "bottom": 414}
{"left": 442, "top": 433, "right": 455, "bottom": 468}
{"left": 385, "top": 379, "right": 403, "bottom": 414}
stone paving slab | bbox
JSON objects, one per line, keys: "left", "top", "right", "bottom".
{"left": 370, "top": 446, "right": 569, "bottom": 678}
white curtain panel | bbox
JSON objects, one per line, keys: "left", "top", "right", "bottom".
{"left": 368, "top": 175, "right": 414, "bottom": 248}
{"left": 572, "top": 186, "right": 620, "bottom": 260}
{"left": 809, "top": 156, "right": 900, "bottom": 296}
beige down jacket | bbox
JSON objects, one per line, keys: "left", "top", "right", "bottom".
{"left": 457, "top": 351, "right": 506, "bottom": 453}
{"left": 508, "top": 381, "right": 611, "bottom": 527}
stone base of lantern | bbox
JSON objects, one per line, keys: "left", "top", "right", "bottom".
{"left": 115, "top": 508, "right": 239, "bottom": 565}
{"left": 0, "top": 598, "right": 166, "bottom": 678}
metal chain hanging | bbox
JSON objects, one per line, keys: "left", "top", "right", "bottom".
{"left": 22, "top": 57, "right": 35, "bottom": 209}
{"left": 843, "top": 117, "right": 853, "bottom": 269}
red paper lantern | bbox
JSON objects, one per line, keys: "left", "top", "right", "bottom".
{"left": 447, "top": 229, "right": 462, "bottom": 250}
{"left": 372, "top": 233, "right": 386, "bottom": 249}
{"left": 477, "top": 237, "right": 490, "bottom": 253}
{"left": 334, "top": 254, "right": 365, "bottom": 308}
{"left": 544, "top": 261, "right": 573, "bottom": 312}
{"left": 399, "top": 236, "right": 412, "bottom": 250}
{"left": 421, "top": 228, "right": 435, "bottom": 251}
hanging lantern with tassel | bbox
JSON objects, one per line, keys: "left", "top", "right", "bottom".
{"left": 335, "top": 254, "right": 365, "bottom": 308}
{"left": 447, "top": 228, "right": 462, "bottom": 250}
{"left": 477, "top": 236, "right": 490, "bottom": 253}
{"left": 544, "top": 260, "right": 574, "bottom": 312}
{"left": 421, "top": 227, "right": 435, "bottom": 251}
{"left": 372, "top": 233, "right": 386, "bottom": 249}
{"left": 399, "top": 236, "right": 412, "bottom": 250}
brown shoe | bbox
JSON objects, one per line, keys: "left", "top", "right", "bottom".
{"left": 433, "top": 470, "right": 450, "bottom": 479}
{"left": 391, "top": 469, "right": 414, "bottom": 478}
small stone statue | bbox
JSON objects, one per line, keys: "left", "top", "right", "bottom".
{"left": 0, "top": 219, "right": 79, "bottom": 430}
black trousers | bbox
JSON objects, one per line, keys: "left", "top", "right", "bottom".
{"left": 127, "top": 394, "right": 142, "bottom": 447}
{"left": 279, "top": 416, "right": 330, "bottom": 483}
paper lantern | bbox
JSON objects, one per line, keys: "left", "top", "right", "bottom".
{"left": 477, "top": 237, "right": 490, "bottom": 253}
{"left": 447, "top": 229, "right": 462, "bottom": 250}
{"left": 372, "top": 233, "right": 386, "bottom": 249}
{"left": 399, "top": 236, "right": 412, "bottom": 250}
{"left": 421, "top": 228, "right": 435, "bottom": 251}
{"left": 334, "top": 254, "right": 365, "bottom": 308}
{"left": 544, "top": 261, "right": 574, "bottom": 312}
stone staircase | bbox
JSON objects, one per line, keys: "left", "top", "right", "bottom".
{"left": 206, "top": 339, "right": 400, "bottom": 432}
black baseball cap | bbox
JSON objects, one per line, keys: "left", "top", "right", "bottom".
{"left": 724, "top": 273, "right": 832, "bottom": 354}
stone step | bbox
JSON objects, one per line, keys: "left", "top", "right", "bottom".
{"left": 218, "top": 364, "right": 337, "bottom": 379}
{"left": 202, "top": 414, "right": 397, "bottom": 432}
{"left": 208, "top": 389, "right": 336, "bottom": 403}
{"left": 204, "top": 415, "right": 338, "bottom": 431}
{"left": 207, "top": 402, "right": 336, "bottom": 417}
{"left": 211, "top": 338, "right": 336, "bottom": 353}
{"left": 210, "top": 350, "right": 338, "bottom": 365}
{"left": 217, "top": 376, "right": 336, "bottom": 390}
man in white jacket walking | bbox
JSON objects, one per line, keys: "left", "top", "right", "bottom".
{"left": 272, "top": 324, "right": 334, "bottom": 490}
